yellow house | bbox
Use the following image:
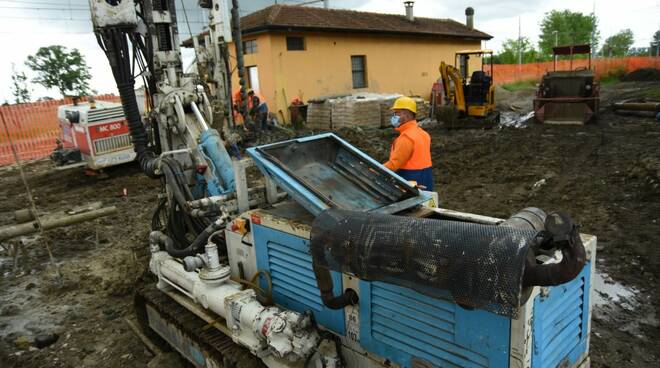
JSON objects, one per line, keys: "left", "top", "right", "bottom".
{"left": 188, "top": 4, "right": 491, "bottom": 123}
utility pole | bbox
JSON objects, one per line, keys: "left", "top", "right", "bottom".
{"left": 553, "top": 30, "right": 558, "bottom": 46}
{"left": 518, "top": 16, "right": 522, "bottom": 70}
{"left": 591, "top": 0, "right": 597, "bottom": 59}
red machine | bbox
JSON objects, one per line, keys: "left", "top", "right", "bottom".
{"left": 534, "top": 44, "right": 600, "bottom": 124}
{"left": 52, "top": 100, "right": 135, "bottom": 170}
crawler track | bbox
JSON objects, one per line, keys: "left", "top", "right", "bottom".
{"left": 134, "top": 282, "right": 265, "bottom": 368}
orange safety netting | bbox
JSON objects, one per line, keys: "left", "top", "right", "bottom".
{"left": 493, "top": 56, "right": 660, "bottom": 85}
{"left": 0, "top": 94, "right": 120, "bottom": 166}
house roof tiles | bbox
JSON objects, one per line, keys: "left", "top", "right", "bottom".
{"left": 239, "top": 5, "right": 492, "bottom": 40}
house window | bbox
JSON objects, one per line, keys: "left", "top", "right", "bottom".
{"left": 243, "top": 39, "right": 257, "bottom": 54}
{"left": 247, "top": 66, "right": 260, "bottom": 92}
{"left": 351, "top": 55, "right": 367, "bottom": 88}
{"left": 286, "top": 36, "right": 305, "bottom": 51}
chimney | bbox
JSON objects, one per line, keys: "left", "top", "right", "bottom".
{"left": 323, "top": 0, "right": 329, "bottom": 9}
{"left": 404, "top": 1, "right": 414, "bottom": 22}
{"left": 465, "top": 7, "right": 474, "bottom": 29}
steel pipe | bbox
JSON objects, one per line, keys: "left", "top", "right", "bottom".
{"left": 0, "top": 206, "right": 117, "bottom": 241}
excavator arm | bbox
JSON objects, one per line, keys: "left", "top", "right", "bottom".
{"left": 439, "top": 62, "right": 466, "bottom": 113}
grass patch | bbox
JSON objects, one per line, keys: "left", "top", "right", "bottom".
{"left": 643, "top": 86, "right": 660, "bottom": 100}
{"left": 501, "top": 80, "right": 537, "bottom": 92}
{"left": 599, "top": 76, "right": 621, "bottom": 85}
{"left": 598, "top": 65, "right": 626, "bottom": 85}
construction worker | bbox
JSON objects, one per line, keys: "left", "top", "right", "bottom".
{"left": 247, "top": 90, "right": 270, "bottom": 130}
{"left": 383, "top": 96, "right": 434, "bottom": 190}
{"left": 232, "top": 89, "right": 270, "bottom": 131}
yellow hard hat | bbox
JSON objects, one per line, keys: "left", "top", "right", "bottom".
{"left": 391, "top": 96, "right": 417, "bottom": 114}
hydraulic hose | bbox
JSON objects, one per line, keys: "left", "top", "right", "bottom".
{"left": 161, "top": 219, "right": 226, "bottom": 258}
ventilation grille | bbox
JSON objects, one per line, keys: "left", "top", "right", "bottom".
{"left": 369, "top": 282, "right": 489, "bottom": 368}
{"left": 534, "top": 276, "right": 586, "bottom": 368}
{"left": 266, "top": 240, "right": 324, "bottom": 311}
{"left": 93, "top": 134, "right": 132, "bottom": 155}
{"left": 87, "top": 106, "right": 124, "bottom": 123}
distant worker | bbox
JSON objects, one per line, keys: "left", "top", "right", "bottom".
{"left": 247, "top": 90, "right": 270, "bottom": 130}
{"left": 383, "top": 96, "right": 434, "bottom": 190}
{"left": 232, "top": 89, "right": 270, "bottom": 131}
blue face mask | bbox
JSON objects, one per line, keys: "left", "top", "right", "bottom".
{"left": 390, "top": 114, "right": 401, "bottom": 127}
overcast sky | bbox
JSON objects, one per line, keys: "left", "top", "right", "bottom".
{"left": 0, "top": 0, "right": 658, "bottom": 103}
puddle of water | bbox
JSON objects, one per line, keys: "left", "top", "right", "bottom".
{"left": 592, "top": 271, "right": 637, "bottom": 307}
{"left": 499, "top": 111, "right": 535, "bottom": 128}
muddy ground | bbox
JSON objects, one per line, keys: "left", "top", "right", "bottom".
{"left": 0, "top": 81, "right": 658, "bottom": 367}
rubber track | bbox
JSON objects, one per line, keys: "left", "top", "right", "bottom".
{"left": 135, "top": 282, "right": 266, "bottom": 368}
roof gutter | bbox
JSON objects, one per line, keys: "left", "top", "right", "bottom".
{"left": 242, "top": 25, "right": 492, "bottom": 40}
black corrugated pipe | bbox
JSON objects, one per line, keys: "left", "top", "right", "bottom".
{"left": 500, "top": 208, "right": 586, "bottom": 287}
{"left": 96, "top": 28, "right": 159, "bottom": 178}
{"left": 310, "top": 208, "right": 587, "bottom": 317}
{"left": 521, "top": 212, "right": 586, "bottom": 287}
{"left": 117, "top": 81, "right": 159, "bottom": 177}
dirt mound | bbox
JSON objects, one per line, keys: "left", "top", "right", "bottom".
{"left": 622, "top": 68, "right": 660, "bottom": 82}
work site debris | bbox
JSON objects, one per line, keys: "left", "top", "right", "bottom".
{"left": 307, "top": 93, "right": 431, "bottom": 129}
{"left": 34, "top": 333, "right": 59, "bottom": 349}
{"left": 621, "top": 68, "right": 660, "bottom": 82}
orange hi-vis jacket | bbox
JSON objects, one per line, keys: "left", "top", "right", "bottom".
{"left": 384, "top": 120, "right": 432, "bottom": 171}
{"left": 233, "top": 90, "right": 265, "bottom": 111}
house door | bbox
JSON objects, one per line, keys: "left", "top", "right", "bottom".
{"left": 247, "top": 66, "right": 260, "bottom": 93}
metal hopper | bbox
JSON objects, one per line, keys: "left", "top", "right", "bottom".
{"left": 247, "top": 133, "right": 430, "bottom": 216}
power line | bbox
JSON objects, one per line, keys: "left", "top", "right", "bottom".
{"left": 1, "top": 0, "right": 88, "bottom": 3}
{"left": 0, "top": 14, "right": 207, "bottom": 23}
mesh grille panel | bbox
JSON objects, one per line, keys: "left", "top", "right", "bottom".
{"left": 311, "top": 209, "right": 539, "bottom": 317}
{"left": 93, "top": 134, "right": 132, "bottom": 154}
{"left": 87, "top": 107, "right": 124, "bottom": 123}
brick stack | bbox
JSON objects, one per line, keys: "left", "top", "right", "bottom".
{"left": 306, "top": 93, "right": 430, "bottom": 129}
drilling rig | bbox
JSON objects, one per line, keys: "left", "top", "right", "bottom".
{"left": 90, "top": 1, "right": 596, "bottom": 367}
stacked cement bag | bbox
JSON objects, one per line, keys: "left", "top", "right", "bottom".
{"left": 307, "top": 93, "right": 429, "bottom": 129}
{"left": 306, "top": 100, "right": 332, "bottom": 130}
{"left": 412, "top": 97, "right": 430, "bottom": 120}
{"left": 331, "top": 96, "right": 382, "bottom": 128}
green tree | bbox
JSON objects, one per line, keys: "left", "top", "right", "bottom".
{"left": 25, "top": 45, "right": 92, "bottom": 98}
{"left": 10, "top": 63, "right": 31, "bottom": 104}
{"left": 600, "top": 29, "right": 634, "bottom": 57}
{"left": 628, "top": 47, "right": 649, "bottom": 56}
{"left": 495, "top": 37, "right": 539, "bottom": 64}
{"left": 651, "top": 30, "right": 660, "bottom": 56}
{"left": 538, "top": 10, "right": 599, "bottom": 56}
